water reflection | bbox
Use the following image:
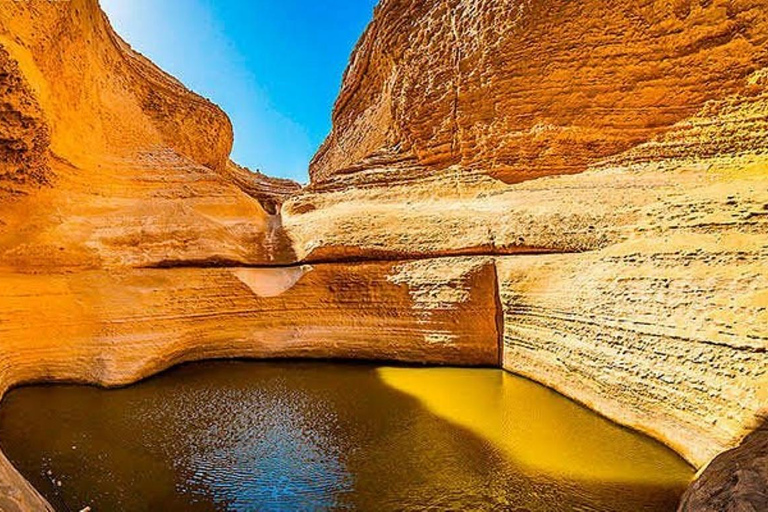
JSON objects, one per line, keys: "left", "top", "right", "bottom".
{"left": 0, "top": 361, "right": 693, "bottom": 511}
{"left": 161, "top": 376, "right": 352, "bottom": 510}
{"left": 379, "top": 367, "right": 694, "bottom": 484}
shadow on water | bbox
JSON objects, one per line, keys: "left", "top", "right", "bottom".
{"left": 0, "top": 361, "right": 692, "bottom": 511}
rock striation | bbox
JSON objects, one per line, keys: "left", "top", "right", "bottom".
{"left": 310, "top": 0, "right": 768, "bottom": 186}
{"left": 284, "top": 0, "right": 768, "bottom": 476}
{"left": 0, "top": 0, "right": 298, "bottom": 271}
{"left": 289, "top": 0, "right": 768, "bottom": 507}
{"left": 1, "top": 0, "right": 767, "bottom": 511}
{"left": 0, "top": 262, "right": 498, "bottom": 392}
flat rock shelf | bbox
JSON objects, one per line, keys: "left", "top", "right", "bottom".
{"left": 0, "top": 361, "right": 693, "bottom": 511}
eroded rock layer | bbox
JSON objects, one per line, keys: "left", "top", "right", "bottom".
{"left": 0, "top": 0, "right": 299, "bottom": 270}
{"left": 0, "top": 261, "right": 497, "bottom": 390}
{"left": 287, "top": 0, "right": 768, "bottom": 476}
{"left": 310, "top": 0, "right": 768, "bottom": 186}
{"left": 0, "top": 45, "right": 50, "bottom": 196}
{"left": 0, "top": 259, "right": 499, "bottom": 510}
{"left": 497, "top": 238, "right": 767, "bottom": 467}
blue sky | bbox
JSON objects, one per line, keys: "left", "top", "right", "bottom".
{"left": 101, "top": 0, "right": 378, "bottom": 182}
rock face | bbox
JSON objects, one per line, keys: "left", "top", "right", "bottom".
{"left": 678, "top": 420, "right": 768, "bottom": 512}
{"left": 310, "top": 0, "right": 768, "bottom": 186}
{"left": 0, "top": 262, "right": 498, "bottom": 392}
{"left": 1, "top": 0, "right": 768, "bottom": 511}
{"left": 0, "top": 45, "right": 50, "bottom": 196}
{"left": 285, "top": 0, "right": 768, "bottom": 474}
{"left": 0, "top": 0, "right": 297, "bottom": 270}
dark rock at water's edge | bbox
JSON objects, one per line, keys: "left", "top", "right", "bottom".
{"left": 678, "top": 420, "right": 768, "bottom": 512}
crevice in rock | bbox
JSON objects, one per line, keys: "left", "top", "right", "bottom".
{"left": 142, "top": 246, "right": 579, "bottom": 270}
{"left": 491, "top": 260, "right": 505, "bottom": 368}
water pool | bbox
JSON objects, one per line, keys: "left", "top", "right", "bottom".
{"left": 0, "top": 361, "right": 693, "bottom": 511}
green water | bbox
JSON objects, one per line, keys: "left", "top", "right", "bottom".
{"left": 0, "top": 361, "right": 693, "bottom": 511}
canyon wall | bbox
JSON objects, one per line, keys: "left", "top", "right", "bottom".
{"left": 0, "top": 0, "right": 297, "bottom": 271}
{"left": 291, "top": 0, "right": 768, "bottom": 507}
{"left": 310, "top": 0, "right": 768, "bottom": 185}
{"left": 286, "top": 0, "right": 768, "bottom": 472}
{"left": 1, "top": 0, "right": 767, "bottom": 510}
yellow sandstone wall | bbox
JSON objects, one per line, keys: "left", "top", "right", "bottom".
{"left": 286, "top": 0, "right": 768, "bottom": 471}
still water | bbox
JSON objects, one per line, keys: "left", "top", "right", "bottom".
{"left": 0, "top": 361, "right": 693, "bottom": 511}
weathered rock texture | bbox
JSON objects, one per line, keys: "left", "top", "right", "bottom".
{"left": 1, "top": 0, "right": 768, "bottom": 510}
{"left": 289, "top": 0, "right": 768, "bottom": 507}
{"left": 0, "top": 260, "right": 499, "bottom": 510}
{"left": 310, "top": 0, "right": 768, "bottom": 186}
{"left": 288, "top": 0, "right": 768, "bottom": 466}
{"left": 0, "top": 262, "right": 498, "bottom": 391}
{"left": 678, "top": 419, "right": 768, "bottom": 511}
{"left": 0, "top": 0, "right": 298, "bottom": 271}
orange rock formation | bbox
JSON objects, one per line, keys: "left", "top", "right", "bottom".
{"left": 1, "top": 0, "right": 767, "bottom": 510}
{"left": 311, "top": 0, "right": 768, "bottom": 185}
{"left": 0, "top": 1, "right": 297, "bottom": 271}
{"left": 285, "top": 0, "right": 768, "bottom": 473}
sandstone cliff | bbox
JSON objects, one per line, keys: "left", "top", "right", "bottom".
{"left": 0, "top": 0, "right": 298, "bottom": 271}
{"left": 284, "top": 0, "right": 768, "bottom": 474}
{"left": 310, "top": 0, "right": 768, "bottom": 186}
{"left": 1, "top": 0, "right": 767, "bottom": 510}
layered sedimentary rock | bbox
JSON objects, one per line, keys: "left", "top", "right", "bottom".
{"left": 0, "top": 0, "right": 298, "bottom": 271}
{"left": 1, "top": 0, "right": 768, "bottom": 510}
{"left": 0, "top": 261, "right": 498, "bottom": 391}
{"left": 0, "top": 2, "right": 298, "bottom": 507}
{"left": 0, "top": 259, "right": 499, "bottom": 510}
{"left": 311, "top": 0, "right": 768, "bottom": 185}
{"left": 291, "top": 0, "right": 768, "bottom": 261}
{"left": 222, "top": 160, "right": 302, "bottom": 214}
{"left": 285, "top": 0, "right": 768, "bottom": 476}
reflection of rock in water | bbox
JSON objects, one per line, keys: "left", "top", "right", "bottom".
{"left": 0, "top": 362, "right": 692, "bottom": 511}
{"left": 379, "top": 367, "right": 694, "bottom": 484}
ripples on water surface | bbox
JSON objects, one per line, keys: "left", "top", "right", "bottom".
{"left": 0, "top": 361, "right": 693, "bottom": 511}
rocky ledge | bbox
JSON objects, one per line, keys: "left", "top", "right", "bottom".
{"left": 0, "top": 0, "right": 767, "bottom": 510}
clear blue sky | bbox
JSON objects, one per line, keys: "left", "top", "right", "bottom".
{"left": 101, "top": 0, "right": 378, "bottom": 183}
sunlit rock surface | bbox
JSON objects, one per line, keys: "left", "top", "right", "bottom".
{"left": 286, "top": 0, "right": 768, "bottom": 473}
{"left": 0, "top": 0, "right": 297, "bottom": 270}
{"left": 0, "top": 0, "right": 767, "bottom": 510}
{"left": 0, "top": 262, "right": 498, "bottom": 389}
{"left": 309, "top": 0, "right": 768, "bottom": 185}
